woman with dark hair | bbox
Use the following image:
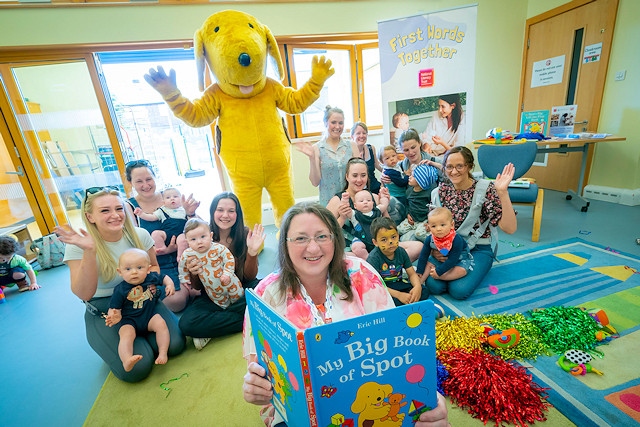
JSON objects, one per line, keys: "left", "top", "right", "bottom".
{"left": 178, "top": 192, "right": 265, "bottom": 350}
{"left": 326, "top": 157, "right": 423, "bottom": 261}
{"left": 125, "top": 159, "right": 200, "bottom": 313}
{"left": 422, "top": 146, "right": 516, "bottom": 300}
{"left": 241, "top": 201, "right": 449, "bottom": 427}
{"left": 421, "top": 93, "right": 466, "bottom": 156}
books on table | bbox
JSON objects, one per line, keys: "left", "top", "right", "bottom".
{"left": 520, "top": 110, "right": 550, "bottom": 135}
{"left": 549, "top": 104, "right": 578, "bottom": 137}
{"left": 246, "top": 290, "right": 438, "bottom": 427}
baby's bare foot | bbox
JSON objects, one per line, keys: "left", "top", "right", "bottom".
{"left": 124, "top": 355, "right": 143, "bottom": 372}
{"left": 155, "top": 353, "right": 168, "bottom": 365}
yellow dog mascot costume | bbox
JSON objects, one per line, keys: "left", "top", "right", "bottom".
{"left": 145, "top": 10, "right": 334, "bottom": 228}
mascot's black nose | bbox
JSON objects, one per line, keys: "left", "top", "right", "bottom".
{"left": 238, "top": 53, "right": 251, "bottom": 67}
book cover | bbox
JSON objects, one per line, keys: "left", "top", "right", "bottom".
{"left": 246, "top": 290, "right": 438, "bottom": 427}
{"left": 549, "top": 104, "right": 578, "bottom": 137}
{"left": 520, "top": 110, "right": 550, "bottom": 135}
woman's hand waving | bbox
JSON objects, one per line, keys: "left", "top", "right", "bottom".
{"left": 54, "top": 225, "right": 95, "bottom": 252}
{"left": 494, "top": 162, "right": 515, "bottom": 193}
{"left": 247, "top": 224, "right": 266, "bottom": 257}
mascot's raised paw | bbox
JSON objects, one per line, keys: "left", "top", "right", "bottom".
{"left": 144, "top": 66, "right": 179, "bottom": 99}
{"left": 311, "top": 55, "right": 335, "bottom": 84}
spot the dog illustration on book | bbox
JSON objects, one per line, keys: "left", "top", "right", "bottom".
{"left": 247, "top": 290, "right": 437, "bottom": 427}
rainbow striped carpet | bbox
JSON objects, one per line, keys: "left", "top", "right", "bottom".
{"left": 434, "top": 238, "right": 640, "bottom": 427}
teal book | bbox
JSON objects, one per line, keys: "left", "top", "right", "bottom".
{"left": 520, "top": 110, "right": 550, "bottom": 135}
{"left": 246, "top": 290, "right": 437, "bottom": 427}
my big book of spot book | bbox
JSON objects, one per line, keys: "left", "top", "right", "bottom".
{"left": 246, "top": 290, "right": 437, "bottom": 427}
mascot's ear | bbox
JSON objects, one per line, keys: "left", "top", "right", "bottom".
{"left": 194, "top": 27, "right": 207, "bottom": 92}
{"left": 264, "top": 24, "right": 284, "bottom": 80}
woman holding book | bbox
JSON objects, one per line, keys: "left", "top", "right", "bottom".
{"left": 241, "top": 202, "right": 449, "bottom": 427}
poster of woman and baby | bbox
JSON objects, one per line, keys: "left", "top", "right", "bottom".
{"left": 378, "top": 5, "right": 477, "bottom": 153}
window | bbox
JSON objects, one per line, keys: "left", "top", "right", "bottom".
{"left": 282, "top": 39, "right": 380, "bottom": 138}
{"left": 359, "top": 44, "right": 382, "bottom": 127}
{"left": 288, "top": 45, "right": 355, "bottom": 135}
{"left": 96, "top": 49, "right": 224, "bottom": 203}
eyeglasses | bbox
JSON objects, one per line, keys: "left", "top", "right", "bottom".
{"left": 125, "top": 159, "right": 151, "bottom": 169}
{"left": 84, "top": 186, "right": 121, "bottom": 201}
{"left": 444, "top": 163, "right": 467, "bottom": 172}
{"left": 286, "top": 233, "right": 334, "bottom": 246}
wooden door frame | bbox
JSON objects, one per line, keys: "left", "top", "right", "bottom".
{"left": 518, "top": 0, "right": 619, "bottom": 131}
{"left": 517, "top": 0, "right": 619, "bottom": 194}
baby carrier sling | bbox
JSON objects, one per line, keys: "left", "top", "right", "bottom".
{"left": 431, "top": 179, "right": 498, "bottom": 253}
{"left": 352, "top": 207, "right": 382, "bottom": 251}
{"left": 128, "top": 198, "right": 186, "bottom": 246}
{"left": 127, "top": 198, "right": 183, "bottom": 292}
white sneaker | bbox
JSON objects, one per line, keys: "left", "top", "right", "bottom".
{"left": 193, "top": 337, "right": 211, "bottom": 351}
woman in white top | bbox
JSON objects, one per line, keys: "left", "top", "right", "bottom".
{"left": 56, "top": 186, "right": 185, "bottom": 382}
{"left": 421, "top": 93, "right": 465, "bottom": 156}
{"left": 297, "top": 105, "right": 359, "bottom": 206}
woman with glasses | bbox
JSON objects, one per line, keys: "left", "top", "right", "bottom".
{"left": 426, "top": 147, "right": 516, "bottom": 300}
{"left": 327, "top": 157, "right": 423, "bottom": 261}
{"left": 241, "top": 202, "right": 449, "bottom": 427}
{"left": 125, "top": 160, "right": 200, "bottom": 313}
{"left": 55, "top": 186, "right": 185, "bottom": 382}
{"left": 178, "top": 192, "right": 265, "bottom": 350}
{"left": 296, "top": 106, "right": 359, "bottom": 206}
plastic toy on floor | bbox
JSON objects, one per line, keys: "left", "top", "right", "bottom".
{"left": 581, "top": 307, "right": 618, "bottom": 335}
{"left": 558, "top": 349, "right": 603, "bottom": 376}
{"left": 480, "top": 323, "right": 521, "bottom": 349}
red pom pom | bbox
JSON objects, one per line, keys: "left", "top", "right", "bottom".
{"left": 441, "top": 349, "right": 550, "bottom": 426}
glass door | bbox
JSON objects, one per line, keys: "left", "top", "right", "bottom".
{"left": 0, "top": 60, "right": 124, "bottom": 232}
{"left": 0, "top": 114, "right": 40, "bottom": 261}
{"left": 0, "top": 49, "right": 226, "bottom": 234}
{"left": 96, "top": 49, "right": 223, "bottom": 220}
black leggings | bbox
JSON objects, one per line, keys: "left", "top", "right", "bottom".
{"left": 178, "top": 294, "right": 247, "bottom": 338}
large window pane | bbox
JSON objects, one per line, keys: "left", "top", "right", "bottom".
{"left": 292, "top": 48, "right": 354, "bottom": 134}
{"left": 11, "top": 62, "right": 119, "bottom": 230}
{"left": 98, "top": 52, "right": 222, "bottom": 217}
{"left": 362, "top": 47, "right": 382, "bottom": 127}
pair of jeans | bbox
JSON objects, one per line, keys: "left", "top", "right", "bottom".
{"left": 425, "top": 243, "right": 494, "bottom": 300}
